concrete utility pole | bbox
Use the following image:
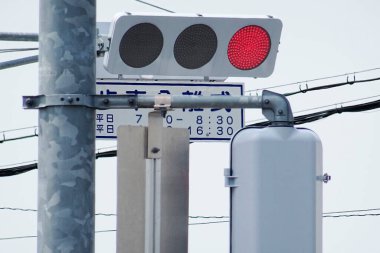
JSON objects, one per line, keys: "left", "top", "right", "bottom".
{"left": 38, "top": 0, "right": 96, "bottom": 252}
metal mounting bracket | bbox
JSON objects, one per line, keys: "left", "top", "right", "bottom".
{"left": 23, "top": 91, "right": 295, "bottom": 126}
{"left": 224, "top": 168, "right": 239, "bottom": 188}
{"left": 23, "top": 94, "right": 94, "bottom": 108}
{"left": 23, "top": 94, "right": 138, "bottom": 110}
{"left": 261, "top": 90, "right": 294, "bottom": 126}
{"left": 147, "top": 111, "right": 164, "bottom": 159}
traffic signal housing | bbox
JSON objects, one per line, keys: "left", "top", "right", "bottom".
{"left": 104, "top": 13, "right": 282, "bottom": 79}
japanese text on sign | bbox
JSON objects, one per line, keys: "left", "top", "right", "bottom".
{"left": 96, "top": 81, "right": 244, "bottom": 142}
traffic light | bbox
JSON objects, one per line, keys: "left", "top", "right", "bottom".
{"left": 104, "top": 13, "right": 282, "bottom": 78}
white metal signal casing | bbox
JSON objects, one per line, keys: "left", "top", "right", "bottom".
{"left": 227, "top": 127, "right": 322, "bottom": 253}
{"left": 104, "top": 12, "right": 282, "bottom": 79}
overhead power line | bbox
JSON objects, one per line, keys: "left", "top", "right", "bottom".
{"left": 3, "top": 206, "right": 380, "bottom": 218}
{"left": 0, "top": 47, "right": 38, "bottom": 53}
{"left": 0, "top": 126, "right": 37, "bottom": 134}
{"left": 0, "top": 229, "right": 117, "bottom": 241}
{"left": 323, "top": 208, "right": 380, "bottom": 215}
{"left": 292, "top": 94, "right": 380, "bottom": 115}
{"left": 0, "top": 208, "right": 230, "bottom": 220}
{"left": 323, "top": 213, "right": 380, "bottom": 218}
{"left": 0, "top": 149, "right": 117, "bottom": 177}
{"left": 0, "top": 207, "right": 37, "bottom": 212}
{"left": 1, "top": 211, "right": 380, "bottom": 241}
{"left": 0, "top": 222, "right": 229, "bottom": 241}
{"left": 134, "top": 0, "right": 175, "bottom": 13}
{"left": 245, "top": 67, "right": 380, "bottom": 94}
{"left": 0, "top": 163, "right": 37, "bottom": 177}
{"left": 250, "top": 95, "right": 380, "bottom": 127}
{"left": 283, "top": 76, "right": 380, "bottom": 97}
{"left": 0, "top": 235, "right": 37, "bottom": 241}
{"left": 0, "top": 126, "right": 38, "bottom": 144}
{"left": 0, "top": 55, "right": 38, "bottom": 70}
{"left": 0, "top": 32, "right": 39, "bottom": 42}
{"left": 189, "top": 220, "right": 229, "bottom": 225}
{"left": 0, "top": 160, "right": 37, "bottom": 169}
{"left": 189, "top": 215, "right": 229, "bottom": 219}
{"left": 0, "top": 133, "right": 38, "bottom": 144}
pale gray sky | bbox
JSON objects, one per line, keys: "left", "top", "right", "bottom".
{"left": 1, "top": 0, "right": 380, "bottom": 252}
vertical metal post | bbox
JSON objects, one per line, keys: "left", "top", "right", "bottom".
{"left": 38, "top": 0, "right": 96, "bottom": 252}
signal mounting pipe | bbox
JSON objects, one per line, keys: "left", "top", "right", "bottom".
{"left": 24, "top": 90, "right": 294, "bottom": 126}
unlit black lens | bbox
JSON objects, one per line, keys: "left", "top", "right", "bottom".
{"left": 174, "top": 24, "right": 217, "bottom": 69}
{"left": 119, "top": 23, "right": 163, "bottom": 68}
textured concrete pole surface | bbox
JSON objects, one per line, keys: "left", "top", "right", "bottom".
{"left": 38, "top": 0, "right": 96, "bottom": 252}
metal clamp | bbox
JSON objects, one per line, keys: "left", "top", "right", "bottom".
{"left": 154, "top": 95, "right": 172, "bottom": 110}
{"left": 23, "top": 94, "right": 139, "bottom": 110}
{"left": 224, "top": 168, "right": 239, "bottom": 188}
{"left": 23, "top": 94, "right": 94, "bottom": 109}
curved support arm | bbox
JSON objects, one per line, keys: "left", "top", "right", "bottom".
{"left": 261, "top": 90, "right": 294, "bottom": 126}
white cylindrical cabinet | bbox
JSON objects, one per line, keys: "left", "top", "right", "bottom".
{"left": 228, "top": 126, "right": 323, "bottom": 253}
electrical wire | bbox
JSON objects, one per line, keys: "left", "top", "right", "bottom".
{"left": 2, "top": 212, "right": 380, "bottom": 241}
{"left": 0, "top": 133, "right": 38, "bottom": 144}
{"left": 293, "top": 94, "right": 380, "bottom": 115}
{"left": 0, "top": 207, "right": 37, "bottom": 212}
{"left": 0, "top": 32, "right": 38, "bottom": 42}
{"left": 245, "top": 67, "right": 380, "bottom": 94}
{"left": 0, "top": 207, "right": 117, "bottom": 217}
{"left": 0, "top": 55, "right": 38, "bottom": 70}
{"left": 0, "top": 126, "right": 37, "bottom": 134}
{"left": 0, "top": 163, "right": 37, "bottom": 177}
{"left": 0, "top": 235, "right": 37, "bottom": 241}
{"left": 0, "top": 223, "right": 231, "bottom": 241}
{"left": 1, "top": 206, "right": 379, "bottom": 241}
{"left": 324, "top": 208, "right": 380, "bottom": 215}
{"left": 0, "top": 229, "right": 118, "bottom": 241}
{"left": 249, "top": 96, "right": 380, "bottom": 127}
{"left": 96, "top": 150, "right": 117, "bottom": 159}
{"left": 323, "top": 213, "right": 380, "bottom": 218}
{"left": 3, "top": 206, "right": 380, "bottom": 218}
{"left": 189, "top": 220, "right": 229, "bottom": 225}
{"left": 134, "top": 0, "right": 175, "bottom": 13}
{"left": 0, "top": 47, "right": 38, "bottom": 53}
{"left": 283, "top": 76, "right": 380, "bottom": 97}
{"left": 0, "top": 160, "right": 37, "bottom": 169}
{"left": 189, "top": 215, "right": 229, "bottom": 219}
{"left": 0, "top": 207, "right": 230, "bottom": 219}
{"left": 0, "top": 148, "right": 116, "bottom": 176}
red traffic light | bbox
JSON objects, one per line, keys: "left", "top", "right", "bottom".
{"left": 104, "top": 13, "right": 282, "bottom": 79}
{"left": 227, "top": 25, "right": 271, "bottom": 70}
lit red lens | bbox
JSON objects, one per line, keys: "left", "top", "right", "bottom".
{"left": 227, "top": 25, "right": 271, "bottom": 70}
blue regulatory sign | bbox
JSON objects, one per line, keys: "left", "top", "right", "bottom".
{"left": 95, "top": 80, "right": 244, "bottom": 142}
